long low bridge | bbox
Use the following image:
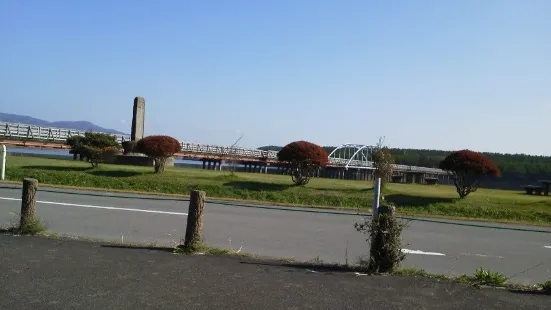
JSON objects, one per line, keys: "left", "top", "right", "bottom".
{"left": 0, "top": 121, "right": 448, "bottom": 183}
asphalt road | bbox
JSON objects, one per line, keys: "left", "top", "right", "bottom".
{"left": 2, "top": 235, "right": 549, "bottom": 310}
{"left": 1, "top": 185, "right": 550, "bottom": 285}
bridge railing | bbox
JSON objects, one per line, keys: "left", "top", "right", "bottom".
{"left": 179, "top": 143, "right": 278, "bottom": 159}
{"left": 326, "top": 157, "right": 445, "bottom": 173}
{"left": 0, "top": 121, "right": 130, "bottom": 143}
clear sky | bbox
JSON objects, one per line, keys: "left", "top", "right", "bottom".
{"left": 1, "top": 0, "right": 549, "bottom": 154}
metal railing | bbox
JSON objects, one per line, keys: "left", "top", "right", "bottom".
{"left": 0, "top": 121, "right": 446, "bottom": 174}
{"left": 0, "top": 121, "right": 130, "bottom": 143}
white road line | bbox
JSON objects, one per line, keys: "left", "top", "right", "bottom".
{"left": 545, "top": 246, "right": 551, "bottom": 249}
{"left": 401, "top": 249, "right": 446, "bottom": 256}
{"left": 0, "top": 197, "right": 187, "bottom": 216}
{"left": 460, "top": 253, "right": 504, "bottom": 259}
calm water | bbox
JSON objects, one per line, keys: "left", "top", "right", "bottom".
{"left": 4, "top": 147, "right": 280, "bottom": 172}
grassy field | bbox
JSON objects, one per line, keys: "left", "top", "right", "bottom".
{"left": 3, "top": 155, "right": 551, "bottom": 226}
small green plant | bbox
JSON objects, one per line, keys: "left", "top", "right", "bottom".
{"left": 540, "top": 280, "right": 551, "bottom": 292}
{"left": 174, "top": 243, "right": 248, "bottom": 257}
{"left": 1, "top": 216, "right": 46, "bottom": 235}
{"left": 18, "top": 217, "right": 47, "bottom": 235}
{"left": 355, "top": 206, "right": 408, "bottom": 273}
{"left": 472, "top": 267, "right": 508, "bottom": 286}
{"left": 372, "top": 137, "right": 395, "bottom": 189}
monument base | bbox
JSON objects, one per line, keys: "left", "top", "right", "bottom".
{"left": 107, "top": 155, "right": 175, "bottom": 168}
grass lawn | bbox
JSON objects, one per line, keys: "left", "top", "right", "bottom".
{"left": 3, "top": 155, "right": 551, "bottom": 226}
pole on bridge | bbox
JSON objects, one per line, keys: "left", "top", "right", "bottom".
{"left": 1, "top": 144, "right": 6, "bottom": 180}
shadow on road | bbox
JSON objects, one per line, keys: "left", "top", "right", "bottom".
{"left": 100, "top": 244, "right": 175, "bottom": 253}
{"left": 508, "top": 289, "right": 550, "bottom": 296}
{"left": 238, "top": 260, "right": 367, "bottom": 274}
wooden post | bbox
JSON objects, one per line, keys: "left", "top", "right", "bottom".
{"left": 20, "top": 178, "right": 38, "bottom": 231}
{"left": 184, "top": 190, "right": 206, "bottom": 247}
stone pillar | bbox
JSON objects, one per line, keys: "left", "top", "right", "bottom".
{"left": 131, "top": 96, "right": 146, "bottom": 141}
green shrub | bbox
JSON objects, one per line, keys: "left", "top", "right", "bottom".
{"left": 472, "top": 267, "right": 508, "bottom": 286}
{"left": 81, "top": 146, "right": 120, "bottom": 167}
{"left": 540, "top": 280, "right": 551, "bottom": 292}
{"left": 355, "top": 206, "right": 407, "bottom": 273}
{"left": 66, "top": 132, "right": 120, "bottom": 167}
{"left": 82, "top": 132, "right": 119, "bottom": 149}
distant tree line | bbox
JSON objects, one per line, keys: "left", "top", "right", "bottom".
{"left": 259, "top": 145, "right": 551, "bottom": 190}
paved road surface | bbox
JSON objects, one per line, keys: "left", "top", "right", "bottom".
{"left": 1, "top": 234, "right": 549, "bottom": 310}
{"left": 0, "top": 185, "right": 550, "bottom": 284}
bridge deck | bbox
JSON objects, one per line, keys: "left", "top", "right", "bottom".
{"left": 0, "top": 121, "right": 447, "bottom": 174}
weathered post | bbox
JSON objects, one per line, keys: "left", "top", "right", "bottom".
{"left": 184, "top": 190, "right": 206, "bottom": 247}
{"left": 20, "top": 178, "right": 38, "bottom": 232}
{"left": 1, "top": 144, "right": 6, "bottom": 180}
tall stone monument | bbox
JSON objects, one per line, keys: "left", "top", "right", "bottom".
{"left": 131, "top": 96, "right": 145, "bottom": 141}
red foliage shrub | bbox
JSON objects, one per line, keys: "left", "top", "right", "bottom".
{"left": 277, "top": 141, "right": 328, "bottom": 185}
{"left": 439, "top": 149, "right": 501, "bottom": 198}
{"left": 277, "top": 141, "right": 328, "bottom": 166}
{"left": 136, "top": 135, "right": 181, "bottom": 173}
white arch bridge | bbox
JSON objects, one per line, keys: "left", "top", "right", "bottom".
{"left": 326, "top": 143, "right": 445, "bottom": 174}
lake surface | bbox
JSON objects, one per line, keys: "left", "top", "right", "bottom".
{"left": 3, "top": 147, "right": 280, "bottom": 172}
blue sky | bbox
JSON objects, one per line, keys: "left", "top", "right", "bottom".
{"left": 1, "top": 0, "right": 549, "bottom": 154}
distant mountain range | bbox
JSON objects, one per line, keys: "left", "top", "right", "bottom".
{"left": 0, "top": 112, "right": 127, "bottom": 135}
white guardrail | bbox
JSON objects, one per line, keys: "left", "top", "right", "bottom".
{"left": 0, "top": 121, "right": 446, "bottom": 174}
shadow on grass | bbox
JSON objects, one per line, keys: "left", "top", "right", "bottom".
{"left": 21, "top": 165, "right": 142, "bottom": 178}
{"left": 21, "top": 165, "right": 91, "bottom": 172}
{"left": 313, "top": 187, "right": 373, "bottom": 194}
{"left": 238, "top": 260, "right": 368, "bottom": 274}
{"left": 385, "top": 194, "right": 457, "bottom": 207}
{"left": 87, "top": 170, "right": 142, "bottom": 178}
{"left": 223, "top": 181, "right": 291, "bottom": 192}
{"left": 0, "top": 185, "right": 187, "bottom": 202}
{"left": 100, "top": 244, "right": 175, "bottom": 253}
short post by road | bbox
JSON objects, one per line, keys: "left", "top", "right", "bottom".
{"left": 20, "top": 178, "right": 38, "bottom": 232}
{"left": 184, "top": 190, "right": 206, "bottom": 248}
{"left": 1, "top": 144, "right": 6, "bottom": 180}
{"left": 372, "top": 177, "right": 381, "bottom": 217}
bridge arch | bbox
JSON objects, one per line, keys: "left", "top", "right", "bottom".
{"left": 327, "top": 143, "right": 375, "bottom": 169}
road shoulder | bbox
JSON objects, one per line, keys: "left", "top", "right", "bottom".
{"left": 0, "top": 234, "right": 548, "bottom": 310}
